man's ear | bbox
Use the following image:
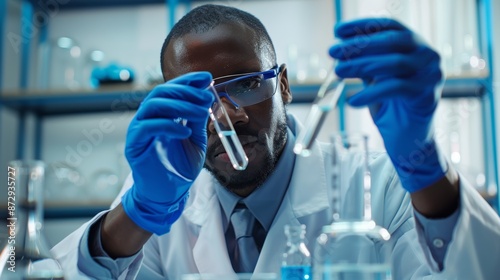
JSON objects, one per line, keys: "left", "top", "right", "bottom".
{"left": 278, "top": 64, "right": 292, "bottom": 105}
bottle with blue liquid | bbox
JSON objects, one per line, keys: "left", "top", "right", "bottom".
{"left": 281, "top": 224, "right": 312, "bottom": 280}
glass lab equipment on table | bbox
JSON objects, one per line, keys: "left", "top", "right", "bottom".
{"left": 313, "top": 133, "right": 392, "bottom": 280}
{"left": 1, "top": 161, "right": 65, "bottom": 279}
{"left": 181, "top": 273, "right": 277, "bottom": 280}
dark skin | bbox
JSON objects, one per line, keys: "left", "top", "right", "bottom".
{"left": 165, "top": 23, "right": 290, "bottom": 196}
{"left": 93, "top": 22, "right": 459, "bottom": 259}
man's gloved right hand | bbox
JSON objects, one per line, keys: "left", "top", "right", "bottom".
{"left": 329, "top": 18, "right": 446, "bottom": 193}
{"left": 121, "top": 72, "right": 214, "bottom": 235}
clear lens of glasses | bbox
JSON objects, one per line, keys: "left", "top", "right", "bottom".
{"left": 207, "top": 84, "right": 248, "bottom": 170}
{"left": 213, "top": 69, "right": 279, "bottom": 108}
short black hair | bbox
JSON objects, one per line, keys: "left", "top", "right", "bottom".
{"left": 160, "top": 4, "right": 277, "bottom": 77}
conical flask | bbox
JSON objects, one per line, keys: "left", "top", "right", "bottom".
{"left": 313, "top": 133, "right": 392, "bottom": 280}
{"left": 1, "top": 160, "right": 65, "bottom": 279}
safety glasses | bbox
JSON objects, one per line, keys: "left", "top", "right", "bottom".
{"left": 212, "top": 66, "right": 281, "bottom": 109}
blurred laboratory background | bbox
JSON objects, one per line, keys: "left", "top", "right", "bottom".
{"left": 0, "top": 0, "right": 499, "bottom": 246}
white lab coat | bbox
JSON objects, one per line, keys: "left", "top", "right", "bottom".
{"left": 51, "top": 123, "right": 500, "bottom": 280}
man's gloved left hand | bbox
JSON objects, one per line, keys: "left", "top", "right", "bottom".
{"left": 329, "top": 18, "right": 447, "bottom": 193}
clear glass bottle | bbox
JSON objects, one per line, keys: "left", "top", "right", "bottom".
{"left": 1, "top": 160, "right": 65, "bottom": 279}
{"left": 313, "top": 133, "right": 392, "bottom": 280}
{"left": 281, "top": 224, "right": 312, "bottom": 280}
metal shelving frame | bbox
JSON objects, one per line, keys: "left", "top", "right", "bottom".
{"left": 476, "top": 0, "right": 499, "bottom": 211}
{"left": 0, "top": 0, "right": 6, "bottom": 165}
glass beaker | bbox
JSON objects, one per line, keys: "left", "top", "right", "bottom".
{"left": 313, "top": 133, "right": 392, "bottom": 280}
{"left": 1, "top": 160, "right": 65, "bottom": 279}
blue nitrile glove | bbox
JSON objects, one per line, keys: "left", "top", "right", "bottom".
{"left": 121, "top": 72, "right": 214, "bottom": 235}
{"left": 329, "top": 18, "right": 447, "bottom": 193}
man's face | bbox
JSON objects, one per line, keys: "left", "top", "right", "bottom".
{"left": 163, "top": 23, "right": 292, "bottom": 196}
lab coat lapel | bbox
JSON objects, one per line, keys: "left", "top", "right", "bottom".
{"left": 186, "top": 172, "right": 235, "bottom": 275}
{"left": 255, "top": 140, "right": 331, "bottom": 273}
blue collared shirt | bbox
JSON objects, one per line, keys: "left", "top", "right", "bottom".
{"left": 215, "top": 127, "right": 296, "bottom": 234}
{"left": 415, "top": 205, "right": 460, "bottom": 269}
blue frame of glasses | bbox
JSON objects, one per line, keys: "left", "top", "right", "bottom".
{"left": 213, "top": 66, "right": 281, "bottom": 109}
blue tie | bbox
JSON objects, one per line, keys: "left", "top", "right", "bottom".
{"left": 230, "top": 204, "right": 260, "bottom": 273}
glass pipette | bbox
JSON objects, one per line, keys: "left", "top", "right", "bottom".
{"left": 207, "top": 84, "right": 249, "bottom": 170}
{"left": 294, "top": 69, "right": 345, "bottom": 157}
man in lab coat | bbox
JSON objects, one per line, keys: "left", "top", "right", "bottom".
{"left": 51, "top": 4, "right": 500, "bottom": 279}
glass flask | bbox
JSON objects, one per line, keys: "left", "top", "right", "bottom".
{"left": 1, "top": 160, "right": 65, "bottom": 279}
{"left": 313, "top": 133, "right": 392, "bottom": 280}
{"left": 281, "top": 224, "right": 312, "bottom": 280}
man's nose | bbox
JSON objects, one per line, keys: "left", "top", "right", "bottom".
{"left": 208, "top": 98, "right": 249, "bottom": 134}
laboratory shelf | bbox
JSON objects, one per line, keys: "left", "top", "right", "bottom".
{"left": 0, "top": 76, "right": 488, "bottom": 116}
{"left": 29, "top": 0, "right": 271, "bottom": 10}
{"left": 0, "top": 86, "right": 150, "bottom": 116}
{"left": 43, "top": 204, "right": 109, "bottom": 219}
{"left": 0, "top": 203, "right": 110, "bottom": 219}
{"left": 440, "top": 76, "right": 489, "bottom": 98}
{"left": 30, "top": 0, "right": 181, "bottom": 9}
{"left": 277, "top": 76, "right": 488, "bottom": 103}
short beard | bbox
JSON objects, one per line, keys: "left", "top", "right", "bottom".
{"left": 205, "top": 119, "right": 288, "bottom": 193}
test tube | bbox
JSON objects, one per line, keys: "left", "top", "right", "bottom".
{"left": 207, "top": 84, "right": 249, "bottom": 170}
{"left": 294, "top": 69, "right": 345, "bottom": 157}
